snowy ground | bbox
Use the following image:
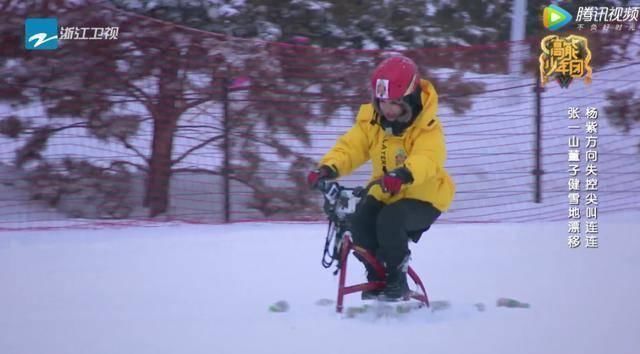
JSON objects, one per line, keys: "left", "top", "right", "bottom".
{"left": 1, "top": 213, "right": 639, "bottom": 354}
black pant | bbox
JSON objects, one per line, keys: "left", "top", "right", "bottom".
{"left": 349, "top": 196, "right": 441, "bottom": 271}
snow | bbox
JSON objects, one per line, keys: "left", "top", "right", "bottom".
{"left": 300, "top": 0, "right": 331, "bottom": 11}
{"left": 217, "top": 5, "right": 240, "bottom": 18}
{"left": 362, "top": 39, "right": 379, "bottom": 50}
{"left": 425, "top": 2, "right": 437, "bottom": 16}
{"left": 1, "top": 214, "right": 639, "bottom": 354}
{"left": 256, "top": 21, "right": 282, "bottom": 42}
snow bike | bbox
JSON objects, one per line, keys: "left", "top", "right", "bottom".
{"left": 315, "top": 179, "right": 430, "bottom": 313}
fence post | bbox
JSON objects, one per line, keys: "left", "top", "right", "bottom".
{"left": 533, "top": 74, "right": 544, "bottom": 203}
{"left": 222, "top": 77, "right": 231, "bottom": 223}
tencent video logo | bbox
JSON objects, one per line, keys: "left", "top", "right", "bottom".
{"left": 543, "top": 4, "right": 573, "bottom": 31}
{"left": 25, "top": 18, "right": 59, "bottom": 50}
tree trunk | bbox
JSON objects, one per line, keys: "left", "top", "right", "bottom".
{"left": 145, "top": 47, "right": 181, "bottom": 217}
{"left": 146, "top": 115, "right": 178, "bottom": 217}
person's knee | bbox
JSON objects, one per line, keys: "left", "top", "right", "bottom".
{"left": 352, "top": 197, "right": 382, "bottom": 222}
{"left": 351, "top": 226, "right": 372, "bottom": 248}
{"left": 350, "top": 197, "right": 382, "bottom": 249}
{"left": 350, "top": 208, "right": 368, "bottom": 229}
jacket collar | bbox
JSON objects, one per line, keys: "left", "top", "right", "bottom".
{"left": 363, "top": 79, "right": 440, "bottom": 135}
{"left": 412, "top": 79, "right": 440, "bottom": 131}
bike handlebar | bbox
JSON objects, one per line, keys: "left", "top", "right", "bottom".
{"left": 315, "top": 178, "right": 380, "bottom": 197}
{"left": 315, "top": 179, "right": 382, "bottom": 268}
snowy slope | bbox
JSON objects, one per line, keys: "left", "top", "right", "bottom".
{"left": 1, "top": 213, "right": 639, "bottom": 354}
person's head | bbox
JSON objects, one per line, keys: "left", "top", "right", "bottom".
{"left": 371, "top": 55, "right": 422, "bottom": 126}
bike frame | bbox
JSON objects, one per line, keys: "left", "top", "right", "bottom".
{"left": 316, "top": 180, "right": 431, "bottom": 313}
{"left": 335, "top": 232, "right": 430, "bottom": 313}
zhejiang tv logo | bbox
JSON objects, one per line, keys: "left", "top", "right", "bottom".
{"left": 543, "top": 4, "right": 573, "bottom": 31}
{"left": 25, "top": 18, "right": 58, "bottom": 50}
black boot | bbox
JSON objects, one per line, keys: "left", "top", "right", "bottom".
{"left": 356, "top": 252, "right": 385, "bottom": 300}
{"left": 378, "top": 270, "right": 410, "bottom": 302}
{"left": 378, "top": 254, "right": 411, "bottom": 302}
{"left": 361, "top": 263, "right": 383, "bottom": 300}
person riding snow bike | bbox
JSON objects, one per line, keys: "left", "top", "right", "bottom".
{"left": 307, "top": 55, "right": 455, "bottom": 302}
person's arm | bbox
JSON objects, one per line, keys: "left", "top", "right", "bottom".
{"left": 318, "top": 121, "right": 370, "bottom": 177}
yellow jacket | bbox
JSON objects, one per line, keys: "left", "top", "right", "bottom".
{"left": 319, "top": 79, "right": 455, "bottom": 212}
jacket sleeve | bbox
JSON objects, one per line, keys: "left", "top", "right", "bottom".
{"left": 319, "top": 121, "right": 370, "bottom": 177}
{"left": 404, "top": 124, "right": 447, "bottom": 185}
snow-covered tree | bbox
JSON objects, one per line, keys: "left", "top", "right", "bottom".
{"left": 0, "top": 0, "right": 328, "bottom": 218}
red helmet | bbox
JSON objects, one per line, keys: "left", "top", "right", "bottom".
{"left": 371, "top": 55, "right": 420, "bottom": 101}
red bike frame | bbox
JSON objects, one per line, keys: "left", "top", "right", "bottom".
{"left": 335, "top": 231, "right": 430, "bottom": 313}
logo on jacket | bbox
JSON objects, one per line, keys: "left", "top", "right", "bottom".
{"left": 395, "top": 148, "right": 407, "bottom": 166}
